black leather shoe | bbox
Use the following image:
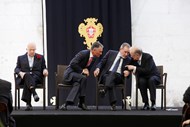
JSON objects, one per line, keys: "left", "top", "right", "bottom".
{"left": 99, "top": 89, "right": 106, "bottom": 98}
{"left": 141, "top": 104, "right": 150, "bottom": 110}
{"left": 78, "top": 103, "right": 88, "bottom": 110}
{"left": 60, "top": 103, "right": 67, "bottom": 110}
{"left": 111, "top": 104, "right": 116, "bottom": 111}
{"left": 25, "top": 104, "right": 33, "bottom": 111}
{"left": 151, "top": 104, "right": 156, "bottom": 111}
{"left": 33, "top": 94, "right": 40, "bottom": 102}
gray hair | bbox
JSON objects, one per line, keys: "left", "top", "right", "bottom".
{"left": 91, "top": 41, "right": 104, "bottom": 50}
{"left": 120, "top": 42, "right": 131, "bottom": 49}
{"left": 134, "top": 47, "right": 142, "bottom": 55}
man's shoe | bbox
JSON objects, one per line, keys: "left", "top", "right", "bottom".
{"left": 60, "top": 103, "right": 67, "bottom": 110}
{"left": 78, "top": 103, "right": 88, "bottom": 110}
{"left": 33, "top": 94, "right": 40, "bottom": 102}
{"left": 111, "top": 104, "right": 116, "bottom": 111}
{"left": 25, "top": 104, "right": 33, "bottom": 111}
{"left": 99, "top": 89, "right": 106, "bottom": 98}
{"left": 151, "top": 104, "right": 156, "bottom": 111}
{"left": 141, "top": 104, "right": 150, "bottom": 110}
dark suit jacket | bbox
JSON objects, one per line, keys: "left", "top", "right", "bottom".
{"left": 14, "top": 53, "right": 47, "bottom": 85}
{"left": 0, "top": 79, "right": 13, "bottom": 114}
{"left": 0, "top": 79, "right": 16, "bottom": 127}
{"left": 63, "top": 50, "right": 97, "bottom": 83}
{"left": 135, "top": 52, "right": 160, "bottom": 79}
{"left": 96, "top": 50, "right": 132, "bottom": 83}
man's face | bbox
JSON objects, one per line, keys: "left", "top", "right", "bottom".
{"left": 92, "top": 47, "right": 103, "bottom": 57}
{"left": 120, "top": 46, "right": 130, "bottom": 58}
{"left": 27, "top": 45, "right": 36, "bottom": 57}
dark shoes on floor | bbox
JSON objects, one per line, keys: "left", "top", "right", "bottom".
{"left": 60, "top": 102, "right": 88, "bottom": 111}
{"left": 151, "top": 104, "right": 156, "bottom": 111}
{"left": 111, "top": 104, "right": 116, "bottom": 111}
{"left": 99, "top": 89, "right": 106, "bottom": 97}
{"left": 142, "top": 104, "right": 156, "bottom": 111}
{"left": 78, "top": 103, "right": 88, "bottom": 110}
{"left": 60, "top": 103, "right": 67, "bottom": 110}
{"left": 142, "top": 104, "right": 150, "bottom": 110}
{"left": 25, "top": 104, "right": 33, "bottom": 111}
{"left": 33, "top": 94, "right": 40, "bottom": 102}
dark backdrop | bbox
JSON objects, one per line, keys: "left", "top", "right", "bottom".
{"left": 46, "top": 0, "right": 132, "bottom": 106}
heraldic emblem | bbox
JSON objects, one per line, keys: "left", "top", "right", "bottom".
{"left": 78, "top": 17, "right": 103, "bottom": 49}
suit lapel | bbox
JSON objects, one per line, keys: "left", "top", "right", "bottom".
{"left": 24, "top": 53, "right": 30, "bottom": 68}
{"left": 109, "top": 51, "right": 118, "bottom": 69}
{"left": 33, "top": 55, "right": 37, "bottom": 67}
{"left": 140, "top": 53, "right": 145, "bottom": 66}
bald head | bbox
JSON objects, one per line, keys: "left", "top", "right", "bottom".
{"left": 130, "top": 46, "right": 142, "bottom": 60}
{"left": 27, "top": 42, "right": 36, "bottom": 57}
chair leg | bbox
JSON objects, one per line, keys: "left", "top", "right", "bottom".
{"left": 43, "top": 87, "right": 46, "bottom": 110}
{"left": 136, "top": 87, "right": 138, "bottom": 110}
{"left": 164, "top": 88, "right": 166, "bottom": 110}
{"left": 96, "top": 87, "right": 99, "bottom": 110}
{"left": 121, "top": 89, "right": 124, "bottom": 109}
{"left": 56, "top": 88, "right": 59, "bottom": 110}
{"left": 18, "top": 89, "right": 20, "bottom": 109}
{"left": 121, "top": 88, "right": 126, "bottom": 110}
{"left": 15, "top": 88, "right": 17, "bottom": 110}
{"left": 161, "top": 89, "right": 163, "bottom": 109}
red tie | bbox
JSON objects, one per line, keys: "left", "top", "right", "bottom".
{"left": 86, "top": 57, "right": 93, "bottom": 67}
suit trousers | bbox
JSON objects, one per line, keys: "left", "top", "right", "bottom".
{"left": 101, "top": 72, "right": 123, "bottom": 105}
{"left": 21, "top": 74, "right": 39, "bottom": 104}
{"left": 63, "top": 72, "right": 87, "bottom": 104}
{"left": 138, "top": 75, "right": 160, "bottom": 104}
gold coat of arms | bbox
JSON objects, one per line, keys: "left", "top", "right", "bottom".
{"left": 78, "top": 18, "right": 103, "bottom": 49}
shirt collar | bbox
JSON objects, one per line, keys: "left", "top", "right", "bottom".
{"left": 139, "top": 54, "right": 142, "bottom": 61}
{"left": 117, "top": 52, "right": 123, "bottom": 59}
{"left": 89, "top": 51, "right": 93, "bottom": 58}
{"left": 27, "top": 54, "right": 34, "bottom": 59}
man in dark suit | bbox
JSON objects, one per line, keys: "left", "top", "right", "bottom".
{"left": 0, "top": 79, "right": 16, "bottom": 127}
{"left": 94, "top": 42, "right": 132, "bottom": 111}
{"left": 127, "top": 46, "right": 161, "bottom": 111}
{"left": 14, "top": 42, "right": 48, "bottom": 111}
{"left": 60, "top": 41, "right": 104, "bottom": 110}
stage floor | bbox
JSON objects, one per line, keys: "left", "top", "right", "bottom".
{"left": 12, "top": 106, "right": 183, "bottom": 127}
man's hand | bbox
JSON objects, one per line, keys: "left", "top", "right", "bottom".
{"left": 43, "top": 69, "right": 48, "bottom": 76}
{"left": 126, "top": 65, "right": 135, "bottom": 71}
{"left": 19, "top": 71, "right": 25, "bottom": 79}
{"left": 94, "top": 68, "right": 100, "bottom": 77}
{"left": 124, "top": 70, "right": 130, "bottom": 77}
{"left": 82, "top": 68, "right": 90, "bottom": 76}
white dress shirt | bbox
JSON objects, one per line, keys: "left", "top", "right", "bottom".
{"left": 110, "top": 53, "right": 123, "bottom": 74}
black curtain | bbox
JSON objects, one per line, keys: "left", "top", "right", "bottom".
{"left": 46, "top": 0, "right": 132, "bottom": 106}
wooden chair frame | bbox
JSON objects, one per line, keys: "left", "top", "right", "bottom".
{"left": 14, "top": 73, "right": 46, "bottom": 110}
{"left": 135, "top": 65, "right": 167, "bottom": 110}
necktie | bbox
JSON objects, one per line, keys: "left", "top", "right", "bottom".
{"left": 86, "top": 57, "right": 93, "bottom": 67}
{"left": 112, "top": 57, "right": 122, "bottom": 72}
{"left": 138, "top": 60, "right": 141, "bottom": 65}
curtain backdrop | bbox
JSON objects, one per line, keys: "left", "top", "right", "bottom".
{"left": 46, "top": 0, "right": 132, "bottom": 106}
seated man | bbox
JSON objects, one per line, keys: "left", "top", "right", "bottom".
{"left": 94, "top": 42, "right": 132, "bottom": 111}
{"left": 0, "top": 79, "right": 16, "bottom": 127}
{"left": 127, "top": 46, "right": 161, "bottom": 111}
{"left": 60, "top": 41, "right": 104, "bottom": 110}
{"left": 14, "top": 42, "right": 48, "bottom": 111}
